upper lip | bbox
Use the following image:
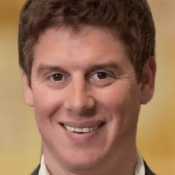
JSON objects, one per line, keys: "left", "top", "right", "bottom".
{"left": 59, "top": 121, "right": 105, "bottom": 128}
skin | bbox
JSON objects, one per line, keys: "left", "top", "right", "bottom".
{"left": 22, "top": 26, "right": 156, "bottom": 175}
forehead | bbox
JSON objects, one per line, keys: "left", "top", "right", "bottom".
{"left": 37, "top": 25, "right": 120, "bottom": 49}
{"left": 32, "top": 26, "right": 130, "bottom": 70}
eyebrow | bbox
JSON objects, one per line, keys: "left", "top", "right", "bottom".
{"left": 36, "top": 62, "right": 122, "bottom": 76}
{"left": 36, "top": 64, "right": 68, "bottom": 77}
{"left": 85, "top": 62, "right": 123, "bottom": 76}
{"left": 87, "top": 62, "right": 120, "bottom": 71}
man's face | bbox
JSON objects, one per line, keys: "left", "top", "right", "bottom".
{"left": 22, "top": 26, "right": 155, "bottom": 169}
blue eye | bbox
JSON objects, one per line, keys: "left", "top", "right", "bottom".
{"left": 52, "top": 74, "right": 63, "bottom": 81}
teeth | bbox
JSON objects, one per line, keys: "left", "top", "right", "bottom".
{"left": 75, "top": 128, "right": 82, "bottom": 132}
{"left": 90, "top": 127, "right": 93, "bottom": 132}
{"left": 70, "top": 127, "right": 74, "bottom": 132}
{"left": 64, "top": 124, "right": 100, "bottom": 133}
{"left": 82, "top": 128, "right": 90, "bottom": 132}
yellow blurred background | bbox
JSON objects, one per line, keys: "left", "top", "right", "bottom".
{"left": 0, "top": 0, "right": 175, "bottom": 174}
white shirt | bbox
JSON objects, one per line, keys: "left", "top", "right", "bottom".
{"left": 39, "top": 152, "right": 145, "bottom": 175}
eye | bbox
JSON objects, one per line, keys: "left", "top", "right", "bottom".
{"left": 92, "top": 71, "right": 111, "bottom": 80}
{"left": 52, "top": 73, "right": 63, "bottom": 81}
{"left": 45, "top": 72, "right": 70, "bottom": 88}
{"left": 97, "top": 72, "right": 108, "bottom": 79}
{"left": 89, "top": 71, "right": 116, "bottom": 86}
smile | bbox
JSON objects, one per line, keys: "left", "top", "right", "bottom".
{"left": 61, "top": 122, "right": 105, "bottom": 134}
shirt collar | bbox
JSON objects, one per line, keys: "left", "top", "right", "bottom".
{"left": 135, "top": 152, "right": 145, "bottom": 175}
{"left": 39, "top": 152, "right": 145, "bottom": 175}
{"left": 39, "top": 155, "right": 49, "bottom": 175}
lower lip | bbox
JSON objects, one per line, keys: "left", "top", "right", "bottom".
{"left": 60, "top": 125, "right": 104, "bottom": 142}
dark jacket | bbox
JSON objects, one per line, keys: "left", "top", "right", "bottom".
{"left": 31, "top": 161, "right": 156, "bottom": 175}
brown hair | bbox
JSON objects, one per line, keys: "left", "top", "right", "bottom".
{"left": 18, "top": 0, "right": 155, "bottom": 82}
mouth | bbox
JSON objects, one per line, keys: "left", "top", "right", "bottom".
{"left": 60, "top": 122, "right": 105, "bottom": 134}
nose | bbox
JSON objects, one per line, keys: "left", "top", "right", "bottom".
{"left": 64, "top": 77, "right": 95, "bottom": 115}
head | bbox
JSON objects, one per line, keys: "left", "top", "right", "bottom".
{"left": 19, "top": 0, "right": 156, "bottom": 173}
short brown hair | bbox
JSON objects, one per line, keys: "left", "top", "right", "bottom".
{"left": 18, "top": 0, "right": 155, "bottom": 82}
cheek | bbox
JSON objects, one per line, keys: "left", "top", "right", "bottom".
{"left": 96, "top": 83, "right": 141, "bottom": 126}
{"left": 98, "top": 85, "right": 129, "bottom": 114}
{"left": 32, "top": 87, "right": 63, "bottom": 129}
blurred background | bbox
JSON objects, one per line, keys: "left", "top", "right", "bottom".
{"left": 0, "top": 0, "right": 175, "bottom": 174}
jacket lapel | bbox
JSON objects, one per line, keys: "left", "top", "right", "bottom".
{"left": 144, "top": 161, "right": 156, "bottom": 175}
{"left": 31, "top": 165, "right": 40, "bottom": 175}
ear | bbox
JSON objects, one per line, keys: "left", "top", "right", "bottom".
{"left": 21, "top": 69, "right": 34, "bottom": 107}
{"left": 140, "top": 57, "right": 156, "bottom": 104}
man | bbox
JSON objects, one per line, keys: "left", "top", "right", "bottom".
{"left": 18, "top": 0, "right": 157, "bottom": 175}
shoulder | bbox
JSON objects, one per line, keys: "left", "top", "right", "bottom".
{"left": 144, "top": 161, "right": 157, "bottom": 175}
{"left": 30, "top": 165, "right": 40, "bottom": 175}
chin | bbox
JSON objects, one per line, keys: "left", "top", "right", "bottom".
{"left": 61, "top": 150, "right": 103, "bottom": 170}
{"left": 66, "top": 159, "right": 99, "bottom": 170}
